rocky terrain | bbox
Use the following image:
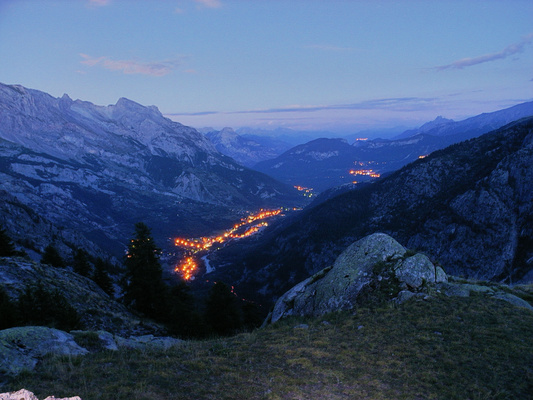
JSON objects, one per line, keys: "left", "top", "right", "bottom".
{"left": 0, "top": 388, "right": 80, "bottom": 400}
{"left": 0, "top": 257, "right": 159, "bottom": 335}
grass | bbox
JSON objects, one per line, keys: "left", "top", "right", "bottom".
{"left": 4, "top": 294, "right": 533, "bottom": 400}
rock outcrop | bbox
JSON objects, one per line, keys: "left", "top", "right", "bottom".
{"left": 0, "top": 327, "right": 87, "bottom": 376}
{"left": 267, "top": 233, "right": 533, "bottom": 324}
{"left": 268, "top": 233, "right": 447, "bottom": 323}
{"left": 0, "top": 327, "right": 184, "bottom": 376}
{"left": 0, "top": 389, "right": 81, "bottom": 400}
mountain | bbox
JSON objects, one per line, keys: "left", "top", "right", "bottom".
{"left": 253, "top": 135, "right": 449, "bottom": 192}
{"left": 235, "top": 127, "right": 337, "bottom": 147}
{"left": 0, "top": 83, "right": 303, "bottom": 258}
{"left": 253, "top": 138, "right": 360, "bottom": 191}
{"left": 204, "top": 117, "right": 533, "bottom": 302}
{"left": 204, "top": 127, "right": 292, "bottom": 167}
{"left": 394, "top": 101, "right": 533, "bottom": 139}
{"left": 395, "top": 116, "right": 455, "bottom": 139}
{"left": 253, "top": 101, "right": 533, "bottom": 192}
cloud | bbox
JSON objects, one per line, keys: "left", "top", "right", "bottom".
{"left": 80, "top": 54, "right": 182, "bottom": 76}
{"left": 435, "top": 33, "right": 533, "bottom": 71}
{"left": 167, "top": 97, "right": 437, "bottom": 117}
{"left": 195, "top": 0, "right": 222, "bottom": 9}
{"left": 232, "top": 97, "right": 437, "bottom": 114}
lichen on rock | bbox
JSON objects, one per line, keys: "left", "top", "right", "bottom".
{"left": 268, "top": 233, "right": 446, "bottom": 323}
{"left": 0, "top": 326, "right": 88, "bottom": 376}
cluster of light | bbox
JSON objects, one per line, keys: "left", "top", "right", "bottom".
{"left": 175, "top": 256, "right": 197, "bottom": 281}
{"left": 354, "top": 138, "right": 368, "bottom": 141}
{"left": 174, "top": 209, "right": 283, "bottom": 280}
{"left": 349, "top": 169, "right": 381, "bottom": 178}
{"left": 294, "top": 185, "right": 314, "bottom": 197}
{"left": 418, "top": 154, "right": 428, "bottom": 159}
{"left": 229, "top": 222, "right": 268, "bottom": 239}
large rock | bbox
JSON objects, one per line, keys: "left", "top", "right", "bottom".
{"left": 0, "top": 389, "right": 81, "bottom": 400}
{"left": 269, "top": 233, "right": 447, "bottom": 323}
{"left": 0, "top": 327, "right": 88, "bottom": 376}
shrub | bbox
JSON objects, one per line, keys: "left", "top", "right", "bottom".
{"left": 41, "top": 244, "right": 65, "bottom": 268}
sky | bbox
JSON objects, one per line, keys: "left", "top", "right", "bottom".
{"left": 0, "top": 0, "right": 532, "bottom": 136}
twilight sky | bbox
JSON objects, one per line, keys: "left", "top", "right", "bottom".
{"left": 1, "top": 0, "right": 532, "bottom": 135}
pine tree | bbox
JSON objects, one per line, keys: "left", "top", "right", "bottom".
{"left": 41, "top": 244, "right": 65, "bottom": 268}
{"left": 0, "top": 287, "right": 17, "bottom": 329}
{"left": 93, "top": 257, "right": 114, "bottom": 296}
{"left": 73, "top": 248, "right": 91, "bottom": 276}
{"left": 166, "top": 282, "right": 205, "bottom": 338}
{"left": 0, "top": 226, "right": 16, "bottom": 257}
{"left": 205, "top": 281, "right": 243, "bottom": 336}
{"left": 123, "top": 222, "right": 167, "bottom": 319}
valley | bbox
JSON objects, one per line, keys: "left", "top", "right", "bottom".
{"left": 173, "top": 208, "right": 292, "bottom": 281}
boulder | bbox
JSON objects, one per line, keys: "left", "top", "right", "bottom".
{"left": 0, "top": 389, "right": 81, "bottom": 400}
{"left": 269, "top": 233, "right": 447, "bottom": 323}
{"left": 492, "top": 293, "right": 533, "bottom": 311}
{"left": 395, "top": 253, "right": 447, "bottom": 289}
{"left": 0, "top": 326, "right": 88, "bottom": 376}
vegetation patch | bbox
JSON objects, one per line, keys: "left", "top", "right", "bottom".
{"left": 4, "top": 295, "right": 532, "bottom": 399}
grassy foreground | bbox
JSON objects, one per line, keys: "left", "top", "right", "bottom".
{"left": 5, "top": 294, "right": 533, "bottom": 400}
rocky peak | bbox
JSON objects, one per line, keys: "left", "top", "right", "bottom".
{"left": 418, "top": 115, "right": 455, "bottom": 132}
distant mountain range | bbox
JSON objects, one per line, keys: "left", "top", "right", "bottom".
{"left": 204, "top": 127, "right": 292, "bottom": 167}
{"left": 252, "top": 101, "right": 533, "bottom": 192}
{"left": 204, "top": 117, "right": 533, "bottom": 301}
{"left": 0, "top": 83, "right": 303, "bottom": 259}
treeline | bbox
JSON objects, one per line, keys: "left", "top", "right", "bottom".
{"left": 0, "top": 283, "right": 80, "bottom": 331}
{"left": 0, "top": 223, "right": 263, "bottom": 338}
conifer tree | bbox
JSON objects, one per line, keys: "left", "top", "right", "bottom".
{"left": 0, "top": 287, "right": 17, "bottom": 329}
{"left": 0, "top": 226, "right": 16, "bottom": 257}
{"left": 123, "top": 222, "right": 167, "bottom": 319}
{"left": 41, "top": 244, "right": 65, "bottom": 268}
{"left": 93, "top": 257, "right": 114, "bottom": 296}
{"left": 73, "top": 248, "right": 91, "bottom": 276}
{"left": 205, "top": 281, "right": 243, "bottom": 336}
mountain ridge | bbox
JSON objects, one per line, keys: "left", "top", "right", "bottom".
{"left": 0, "top": 82, "right": 303, "bottom": 259}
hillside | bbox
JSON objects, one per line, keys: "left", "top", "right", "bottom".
{"left": 0, "top": 83, "right": 303, "bottom": 258}
{"left": 4, "top": 293, "right": 533, "bottom": 399}
{"left": 205, "top": 117, "right": 533, "bottom": 302}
